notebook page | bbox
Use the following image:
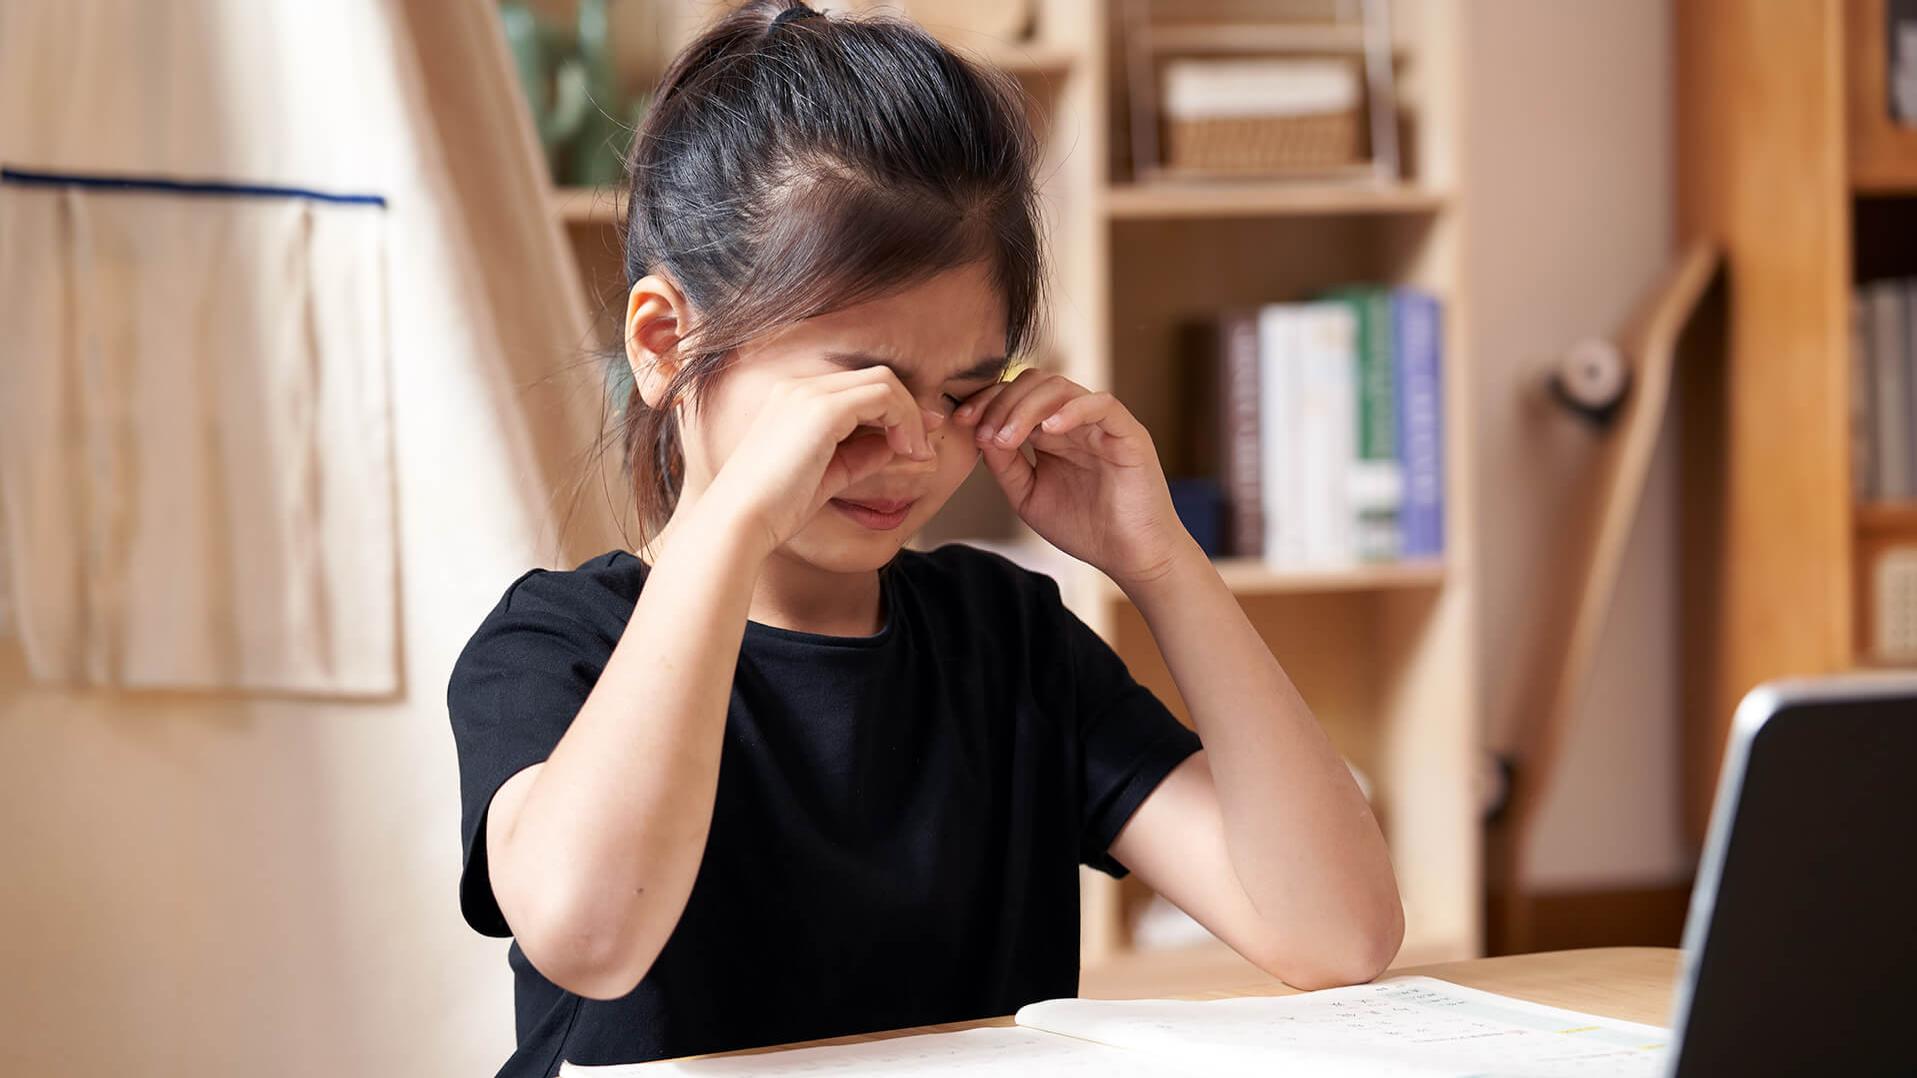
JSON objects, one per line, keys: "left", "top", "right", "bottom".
{"left": 1013, "top": 976, "right": 1672, "bottom": 1078}
{"left": 556, "top": 1025, "right": 1185, "bottom": 1076}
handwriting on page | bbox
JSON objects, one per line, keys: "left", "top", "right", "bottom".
{"left": 1013, "top": 976, "right": 1672, "bottom": 1078}
{"left": 557, "top": 1026, "right": 1177, "bottom": 1076}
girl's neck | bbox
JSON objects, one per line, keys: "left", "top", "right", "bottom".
{"left": 750, "top": 547, "right": 885, "bottom": 637}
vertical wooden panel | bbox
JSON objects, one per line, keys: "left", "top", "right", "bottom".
{"left": 1674, "top": 0, "right": 1851, "bottom": 841}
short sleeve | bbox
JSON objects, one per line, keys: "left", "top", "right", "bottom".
{"left": 1038, "top": 573, "right": 1204, "bottom": 879}
{"left": 446, "top": 569, "right": 613, "bottom": 937}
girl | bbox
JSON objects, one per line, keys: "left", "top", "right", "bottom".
{"left": 448, "top": 2, "right": 1402, "bottom": 1074}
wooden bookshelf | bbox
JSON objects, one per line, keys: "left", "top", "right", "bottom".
{"left": 1847, "top": 0, "right": 1917, "bottom": 193}
{"left": 547, "top": 0, "right": 1481, "bottom": 980}
{"left": 1677, "top": 0, "right": 1917, "bottom": 840}
{"left": 1095, "top": 558, "right": 1445, "bottom": 601}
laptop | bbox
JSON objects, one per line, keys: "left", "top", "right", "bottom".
{"left": 1667, "top": 673, "right": 1917, "bottom": 1075}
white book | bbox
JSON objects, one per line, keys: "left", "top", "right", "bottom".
{"left": 559, "top": 976, "right": 1671, "bottom": 1076}
{"left": 1256, "top": 304, "right": 1303, "bottom": 567}
{"left": 1294, "top": 301, "right": 1360, "bottom": 565}
{"left": 1258, "top": 301, "right": 1359, "bottom": 568}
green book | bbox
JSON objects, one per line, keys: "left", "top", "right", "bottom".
{"left": 1325, "top": 285, "right": 1403, "bottom": 561}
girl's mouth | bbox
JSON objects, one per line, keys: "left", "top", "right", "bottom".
{"left": 829, "top": 497, "right": 916, "bottom": 530}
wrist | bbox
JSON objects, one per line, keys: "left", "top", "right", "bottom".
{"left": 655, "top": 482, "right": 777, "bottom": 571}
{"left": 1109, "top": 536, "right": 1209, "bottom": 599}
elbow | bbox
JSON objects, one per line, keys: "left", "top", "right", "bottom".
{"left": 1255, "top": 894, "right": 1405, "bottom": 991}
{"left": 502, "top": 884, "right": 663, "bottom": 1001}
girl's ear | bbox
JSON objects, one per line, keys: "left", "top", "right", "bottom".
{"left": 625, "top": 273, "right": 693, "bottom": 411}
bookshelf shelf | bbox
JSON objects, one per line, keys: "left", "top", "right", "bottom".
{"left": 1095, "top": 558, "right": 1445, "bottom": 601}
{"left": 1855, "top": 501, "right": 1917, "bottom": 534}
{"left": 1101, "top": 181, "right": 1448, "bottom": 220}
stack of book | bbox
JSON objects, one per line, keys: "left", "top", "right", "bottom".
{"left": 1853, "top": 278, "right": 1917, "bottom": 502}
{"left": 1173, "top": 286, "right": 1444, "bottom": 569}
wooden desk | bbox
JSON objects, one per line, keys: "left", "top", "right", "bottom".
{"left": 673, "top": 947, "right": 1680, "bottom": 1063}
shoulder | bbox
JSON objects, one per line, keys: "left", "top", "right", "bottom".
{"left": 497, "top": 549, "right": 646, "bottom": 625}
{"left": 448, "top": 550, "right": 644, "bottom": 685}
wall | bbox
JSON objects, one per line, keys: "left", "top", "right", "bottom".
{"left": 1460, "top": 0, "right": 1691, "bottom": 892}
{"left": 0, "top": 1, "right": 597, "bottom": 1074}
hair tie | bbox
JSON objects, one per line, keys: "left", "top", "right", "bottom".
{"left": 770, "top": 4, "right": 823, "bottom": 30}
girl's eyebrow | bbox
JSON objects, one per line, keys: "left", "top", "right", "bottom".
{"left": 822, "top": 350, "right": 1009, "bottom": 384}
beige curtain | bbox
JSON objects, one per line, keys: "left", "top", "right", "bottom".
{"left": 0, "top": 0, "right": 618, "bottom": 696}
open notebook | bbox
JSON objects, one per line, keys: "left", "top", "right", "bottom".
{"left": 558, "top": 976, "right": 1671, "bottom": 1077}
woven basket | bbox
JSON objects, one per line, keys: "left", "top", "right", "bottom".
{"left": 1163, "top": 109, "right": 1364, "bottom": 174}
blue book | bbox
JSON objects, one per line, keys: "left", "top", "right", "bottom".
{"left": 1393, "top": 289, "right": 1444, "bottom": 559}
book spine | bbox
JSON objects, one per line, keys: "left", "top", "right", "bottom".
{"left": 1394, "top": 289, "right": 1445, "bottom": 560}
{"left": 1337, "top": 287, "right": 1403, "bottom": 562}
{"left": 1218, "top": 309, "right": 1265, "bottom": 557}
{"left": 1852, "top": 290, "right": 1876, "bottom": 502}
{"left": 1258, "top": 304, "right": 1302, "bottom": 566}
{"left": 1906, "top": 279, "right": 1917, "bottom": 502}
{"left": 1297, "top": 301, "right": 1359, "bottom": 564}
{"left": 1872, "top": 280, "right": 1910, "bottom": 501}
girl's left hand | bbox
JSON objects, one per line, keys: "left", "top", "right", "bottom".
{"left": 957, "top": 367, "right": 1193, "bottom": 587}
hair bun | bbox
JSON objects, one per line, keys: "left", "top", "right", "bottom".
{"left": 770, "top": 4, "right": 824, "bottom": 30}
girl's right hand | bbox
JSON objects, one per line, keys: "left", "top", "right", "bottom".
{"left": 704, "top": 365, "right": 942, "bottom": 553}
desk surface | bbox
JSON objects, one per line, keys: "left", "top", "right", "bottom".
{"left": 675, "top": 946, "right": 1681, "bottom": 1063}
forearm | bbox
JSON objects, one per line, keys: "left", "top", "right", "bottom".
{"left": 1116, "top": 540, "right": 1403, "bottom": 979}
{"left": 495, "top": 491, "right": 770, "bottom": 988}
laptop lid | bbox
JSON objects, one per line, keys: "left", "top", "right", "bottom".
{"left": 1669, "top": 674, "right": 1917, "bottom": 1076}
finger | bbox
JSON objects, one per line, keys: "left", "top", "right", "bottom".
{"left": 985, "top": 377, "right": 1085, "bottom": 450}
{"left": 833, "top": 376, "right": 933, "bottom": 460}
{"left": 1035, "top": 390, "right": 1121, "bottom": 437}
{"left": 951, "top": 381, "right": 1010, "bottom": 428}
{"left": 970, "top": 367, "right": 1049, "bottom": 443}
{"left": 789, "top": 364, "right": 929, "bottom": 458}
{"left": 978, "top": 440, "right": 1035, "bottom": 506}
{"left": 825, "top": 427, "right": 902, "bottom": 494}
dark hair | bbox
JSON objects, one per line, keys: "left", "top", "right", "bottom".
{"left": 599, "top": 0, "right": 1049, "bottom": 544}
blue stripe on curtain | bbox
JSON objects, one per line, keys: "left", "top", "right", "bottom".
{"left": 0, "top": 166, "right": 386, "bottom": 208}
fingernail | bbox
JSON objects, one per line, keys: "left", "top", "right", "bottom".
{"left": 994, "top": 426, "right": 1016, "bottom": 445}
{"left": 976, "top": 424, "right": 996, "bottom": 443}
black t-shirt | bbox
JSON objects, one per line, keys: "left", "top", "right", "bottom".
{"left": 446, "top": 541, "right": 1203, "bottom": 1077}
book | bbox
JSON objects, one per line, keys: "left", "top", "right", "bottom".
{"left": 1853, "top": 292, "right": 1876, "bottom": 501}
{"left": 1869, "top": 279, "right": 1910, "bottom": 501}
{"left": 1214, "top": 309, "right": 1265, "bottom": 557}
{"left": 1330, "top": 286, "right": 1404, "bottom": 561}
{"left": 1179, "top": 289, "right": 1443, "bottom": 571}
{"left": 1907, "top": 279, "right": 1917, "bottom": 497}
{"left": 1256, "top": 303, "right": 1304, "bottom": 566}
{"left": 1260, "top": 301, "right": 1360, "bottom": 566}
{"left": 1394, "top": 288, "right": 1445, "bottom": 560}
{"left": 558, "top": 976, "right": 1671, "bottom": 1076}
